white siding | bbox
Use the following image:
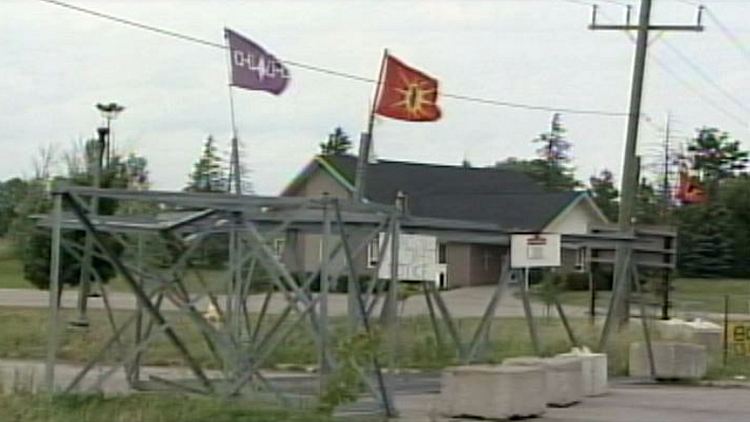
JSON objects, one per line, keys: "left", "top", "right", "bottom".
{"left": 544, "top": 200, "right": 606, "bottom": 234}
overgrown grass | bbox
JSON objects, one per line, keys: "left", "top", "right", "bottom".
{"left": 0, "top": 393, "right": 331, "bottom": 422}
{"left": 0, "top": 307, "right": 697, "bottom": 377}
{"left": 535, "top": 278, "right": 750, "bottom": 316}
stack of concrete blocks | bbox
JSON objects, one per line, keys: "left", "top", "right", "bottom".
{"left": 438, "top": 365, "right": 546, "bottom": 419}
{"left": 629, "top": 342, "right": 708, "bottom": 380}
{"left": 656, "top": 318, "right": 722, "bottom": 354}
{"left": 503, "top": 356, "right": 584, "bottom": 407}
{"left": 557, "top": 350, "right": 608, "bottom": 396}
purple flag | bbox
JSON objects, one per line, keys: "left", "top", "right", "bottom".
{"left": 225, "top": 29, "right": 290, "bottom": 95}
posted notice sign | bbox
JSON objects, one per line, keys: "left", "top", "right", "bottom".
{"left": 510, "top": 233, "right": 561, "bottom": 268}
{"left": 729, "top": 322, "right": 750, "bottom": 356}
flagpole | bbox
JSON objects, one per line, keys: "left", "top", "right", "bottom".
{"left": 224, "top": 30, "right": 242, "bottom": 196}
{"left": 354, "top": 48, "right": 388, "bottom": 203}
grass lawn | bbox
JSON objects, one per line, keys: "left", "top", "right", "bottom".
{"left": 0, "top": 393, "right": 332, "bottom": 422}
{"left": 1, "top": 306, "right": 741, "bottom": 378}
{"left": 535, "top": 278, "right": 750, "bottom": 316}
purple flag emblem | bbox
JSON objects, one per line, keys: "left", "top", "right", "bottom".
{"left": 225, "top": 29, "right": 290, "bottom": 95}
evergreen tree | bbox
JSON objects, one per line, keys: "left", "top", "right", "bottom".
{"left": 0, "top": 178, "right": 30, "bottom": 236}
{"left": 676, "top": 203, "right": 734, "bottom": 278}
{"left": 589, "top": 169, "right": 619, "bottom": 222}
{"left": 718, "top": 175, "right": 750, "bottom": 276}
{"left": 186, "top": 136, "right": 226, "bottom": 193}
{"left": 532, "top": 113, "right": 579, "bottom": 191}
{"left": 495, "top": 158, "right": 580, "bottom": 192}
{"left": 319, "top": 127, "right": 352, "bottom": 156}
{"left": 635, "top": 178, "right": 661, "bottom": 225}
{"left": 225, "top": 138, "right": 254, "bottom": 194}
{"left": 687, "top": 127, "right": 748, "bottom": 198}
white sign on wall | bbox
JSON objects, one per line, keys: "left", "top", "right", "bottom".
{"left": 510, "top": 233, "right": 561, "bottom": 268}
{"left": 378, "top": 234, "right": 438, "bottom": 282}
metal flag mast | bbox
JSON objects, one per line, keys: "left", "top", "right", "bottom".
{"left": 224, "top": 30, "right": 243, "bottom": 196}
{"left": 354, "top": 49, "right": 389, "bottom": 203}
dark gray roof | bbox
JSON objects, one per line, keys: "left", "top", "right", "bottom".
{"left": 320, "top": 155, "right": 585, "bottom": 231}
{"left": 324, "top": 155, "right": 543, "bottom": 199}
{"left": 408, "top": 191, "right": 583, "bottom": 232}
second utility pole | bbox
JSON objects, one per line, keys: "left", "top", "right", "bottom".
{"left": 590, "top": 0, "right": 703, "bottom": 350}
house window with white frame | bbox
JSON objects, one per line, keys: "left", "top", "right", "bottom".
{"left": 575, "top": 247, "right": 586, "bottom": 272}
{"left": 367, "top": 237, "right": 381, "bottom": 268}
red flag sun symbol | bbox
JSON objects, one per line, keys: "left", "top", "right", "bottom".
{"left": 392, "top": 72, "right": 438, "bottom": 119}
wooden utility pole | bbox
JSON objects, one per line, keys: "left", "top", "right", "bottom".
{"left": 590, "top": 1, "right": 703, "bottom": 350}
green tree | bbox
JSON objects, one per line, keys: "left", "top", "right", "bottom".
{"left": 319, "top": 127, "right": 352, "bottom": 156}
{"left": 0, "top": 178, "right": 31, "bottom": 236}
{"left": 10, "top": 140, "right": 140, "bottom": 290}
{"left": 589, "top": 169, "right": 619, "bottom": 222}
{"left": 635, "top": 178, "right": 661, "bottom": 225}
{"left": 532, "top": 113, "right": 579, "bottom": 191}
{"left": 718, "top": 175, "right": 750, "bottom": 276}
{"left": 186, "top": 136, "right": 226, "bottom": 193}
{"left": 687, "top": 127, "right": 748, "bottom": 198}
{"left": 676, "top": 203, "right": 734, "bottom": 278}
{"left": 496, "top": 158, "right": 581, "bottom": 193}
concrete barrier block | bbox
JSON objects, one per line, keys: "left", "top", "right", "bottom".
{"left": 439, "top": 365, "right": 546, "bottom": 419}
{"left": 629, "top": 342, "right": 708, "bottom": 380}
{"left": 503, "top": 356, "right": 584, "bottom": 407}
{"left": 558, "top": 352, "right": 608, "bottom": 396}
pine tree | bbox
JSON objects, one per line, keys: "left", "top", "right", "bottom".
{"left": 225, "top": 138, "right": 254, "bottom": 194}
{"left": 532, "top": 113, "right": 579, "bottom": 191}
{"left": 319, "top": 127, "right": 352, "bottom": 156}
{"left": 687, "top": 127, "right": 748, "bottom": 199}
{"left": 677, "top": 203, "right": 734, "bottom": 278}
{"left": 589, "top": 169, "right": 619, "bottom": 222}
{"left": 186, "top": 136, "right": 226, "bottom": 193}
{"left": 635, "top": 178, "right": 661, "bottom": 225}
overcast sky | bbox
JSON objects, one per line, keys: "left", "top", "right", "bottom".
{"left": 2, "top": 0, "right": 749, "bottom": 194}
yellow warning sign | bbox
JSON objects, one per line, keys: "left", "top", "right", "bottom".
{"left": 728, "top": 322, "right": 750, "bottom": 356}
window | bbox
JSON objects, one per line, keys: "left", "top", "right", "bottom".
{"left": 273, "top": 238, "right": 286, "bottom": 260}
{"left": 367, "top": 237, "right": 381, "bottom": 268}
{"left": 438, "top": 243, "right": 447, "bottom": 264}
{"left": 575, "top": 247, "right": 587, "bottom": 272}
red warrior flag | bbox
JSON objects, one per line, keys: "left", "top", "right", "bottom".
{"left": 374, "top": 55, "right": 441, "bottom": 122}
{"left": 676, "top": 170, "right": 707, "bottom": 204}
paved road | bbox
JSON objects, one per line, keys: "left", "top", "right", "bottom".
{"left": 3, "top": 285, "right": 743, "bottom": 323}
{"left": 3, "top": 358, "right": 748, "bottom": 422}
{"left": 398, "top": 383, "right": 750, "bottom": 422}
{"left": 0, "top": 285, "right": 573, "bottom": 319}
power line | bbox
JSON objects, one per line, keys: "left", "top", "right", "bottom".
{"left": 704, "top": 8, "right": 750, "bottom": 65}
{"left": 37, "top": 0, "right": 633, "bottom": 118}
{"left": 659, "top": 38, "right": 750, "bottom": 114}
{"left": 603, "top": 14, "right": 749, "bottom": 128}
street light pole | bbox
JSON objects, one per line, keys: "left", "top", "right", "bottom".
{"left": 72, "top": 103, "right": 124, "bottom": 327}
{"left": 96, "top": 102, "right": 125, "bottom": 166}
{"left": 72, "top": 126, "right": 107, "bottom": 327}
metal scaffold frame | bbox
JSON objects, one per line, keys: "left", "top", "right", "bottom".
{"left": 44, "top": 187, "right": 402, "bottom": 416}
{"left": 40, "top": 186, "right": 672, "bottom": 416}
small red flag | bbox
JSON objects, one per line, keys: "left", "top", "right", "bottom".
{"left": 676, "top": 170, "right": 707, "bottom": 204}
{"left": 374, "top": 55, "right": 441, "bottom": 122}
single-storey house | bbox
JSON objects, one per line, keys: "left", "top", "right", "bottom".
{"left": 280, "top": 154, "right": 609, "bottom": 288}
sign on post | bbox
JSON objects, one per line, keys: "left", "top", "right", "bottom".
{"left": 510, "top": 233, "right": 561, "bottom": 269}
{"left": 379, "top": 234, "right": 438, "bottom": 282}
{"left": 729, "top": 322, "right": 750, "bottom": 356}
